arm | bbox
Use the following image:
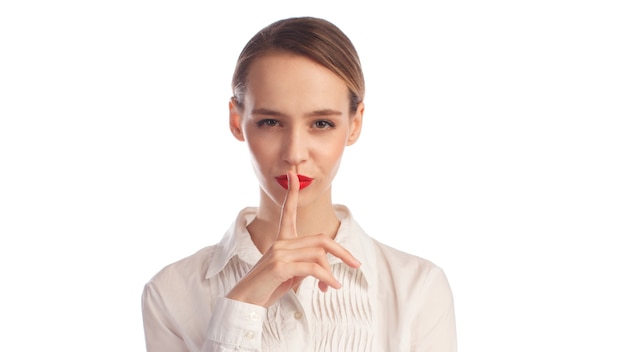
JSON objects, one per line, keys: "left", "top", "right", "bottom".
{"left": 200, "top": 297, "right": 266, "bottom": 352}
{"left": 143, "top": 283, "right": 266, "bottom": 352}
{"left": 412, "top": 266, "right": 457, "bottom": 352}
{"left": 142, "top": 282, "right": 188, "bottom": 352}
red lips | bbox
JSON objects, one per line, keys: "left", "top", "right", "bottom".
{"left": 275, "top": 174, "right": 313, "bottom": 190}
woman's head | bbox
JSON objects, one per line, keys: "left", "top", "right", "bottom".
{"left": 232, "top": 17, "right": 365, "bottom": 114}
{"left": 229, "top": 17, "right": 365, "bottom": 210}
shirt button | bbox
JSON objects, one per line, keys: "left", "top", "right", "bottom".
{"left": 294, "top": 311, "right": 303, "bottom": 320}
{"left": 249, "top": 312, "right": 259, "bottom": 321}
{"left": 245, "top": 331, "right": 255, "bottom": 340}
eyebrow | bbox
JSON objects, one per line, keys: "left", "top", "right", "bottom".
{"left": 251, "top": 108, "right": 342, "bottom": 117}
{"left": 306, "top": 109, "right": 343, "bottom": 117}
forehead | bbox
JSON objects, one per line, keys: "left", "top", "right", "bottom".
{"left": 244, "top": 52, "right": 350, "bottom": 113}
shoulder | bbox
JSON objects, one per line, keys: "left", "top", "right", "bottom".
{"left": 370, "top": 239, "right": 452, "bottom": 302}
{"left": 145, "top": 245, "right": 217, "bottom": 293}
{"left": 371, "top": 238, "right": 440, "bottom": 274}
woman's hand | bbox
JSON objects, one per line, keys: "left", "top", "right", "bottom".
{"left": 225, "top": 170, "right": 361, "bottom": 308}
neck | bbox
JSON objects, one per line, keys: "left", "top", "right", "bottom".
{"left": 247, "top": 188, "right": 340, "bottom": 254}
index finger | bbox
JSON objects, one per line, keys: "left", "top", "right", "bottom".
{"left": 277, "top": 170, "right": 299, "bottom": 240}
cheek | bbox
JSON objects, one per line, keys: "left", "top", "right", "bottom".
{"left": 316, "top": 138, "right": 346, "bottom": 167}
{"left": 246, "top": 136, "right": 277, "bottom": 169}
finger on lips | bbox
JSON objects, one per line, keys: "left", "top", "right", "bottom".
{"left": 278, "top": 170, "right": 299, "bottom": 240}
{"left": 273, "top": 170, "right": 360, "bottom": 293}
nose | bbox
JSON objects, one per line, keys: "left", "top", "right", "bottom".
{"left": 281, "top": 127, "right": 308, "bottom": 166}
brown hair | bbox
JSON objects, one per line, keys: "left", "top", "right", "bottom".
{"left": 231, "top": 17, "right": 365, "bottom": 113}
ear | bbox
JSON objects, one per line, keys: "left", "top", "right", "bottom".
{"left": 229, "top": 98, "right": 245, "bottom": 142}
{"left": 346, "top": 102, "right": 364, "bottom": 146}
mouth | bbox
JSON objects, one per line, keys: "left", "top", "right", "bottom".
{"left": 275, "top": 174, "right": 314, "bottom": 190}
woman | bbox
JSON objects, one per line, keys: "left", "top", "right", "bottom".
{"left": 142, "top": 16, "right": 456, "bottom": 351}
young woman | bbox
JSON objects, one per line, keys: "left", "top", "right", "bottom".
{"left": 142, "top": 17, "right": 456, "bottom": 351}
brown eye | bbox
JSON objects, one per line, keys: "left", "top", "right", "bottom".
{"left": 313, "top": 120, "right": 335, "bottom": 129}
{"left": 257, "top": 119, "right": 279, "bottom": 127}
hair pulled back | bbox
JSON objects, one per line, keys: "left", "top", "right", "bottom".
{"left": 231, "top": 17, "right": 365, "bottom": 113}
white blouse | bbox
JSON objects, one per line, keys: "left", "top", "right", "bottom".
{"left": 142, "top": 205, "right": 456, "bottom": 351}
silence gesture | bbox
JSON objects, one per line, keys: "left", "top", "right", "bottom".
{"left": 226, "top": 170, "right": 361, "bottom": 308}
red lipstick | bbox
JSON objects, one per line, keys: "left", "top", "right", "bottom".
{"left": 275, "top": 174, "right": 313, "bottom": 190}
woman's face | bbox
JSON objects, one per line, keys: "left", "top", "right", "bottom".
{"left": 230, "top": 52, "right": 363, "bottom": 209}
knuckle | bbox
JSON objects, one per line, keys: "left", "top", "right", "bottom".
{"left": 270, "top": 240, "right": 287, "bottom": 251}
{"left": 313, "top": 247, "right": 326, "bottom": 257}
{"left": 311, "top": 234, "right": 327, "bottom": 245}
{"left": 268, "top": 260, "right": 286, "bottom": 273}
{"left": 312, "top": 265, "right": 330, "bottom": 279}
{"left": 265, "top": 247, "right": 285, "bottom": 263}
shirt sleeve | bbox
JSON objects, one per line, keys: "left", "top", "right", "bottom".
{"left": 142, "top": 282, "right": 188, "bottom": 352}
{"left": 412, "top": 266, "right": 457, "bottom": 352}
{"left": 143, "top": 282, "right": 267, "bottom": 352}
{"left": 201, "top": 297, "right": 267, "bottom": 352}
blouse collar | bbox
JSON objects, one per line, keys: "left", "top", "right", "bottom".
{"left": 205, "top": 205, "right": 377, "bottom": 286}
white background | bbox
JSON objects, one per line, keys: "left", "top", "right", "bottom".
{"left": 1, "top": 1, "right": 625, "bottom": 351}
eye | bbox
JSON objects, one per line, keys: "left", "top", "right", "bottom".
{"left": 312, "top": 120, "right": 335, "bottom": 129}
{"left": 257, "top": 119, "right": 280, "bottom": 128}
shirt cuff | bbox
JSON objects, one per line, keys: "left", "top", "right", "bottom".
{"left": 206, "top": 296, "right": 267, "bottom": 349}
